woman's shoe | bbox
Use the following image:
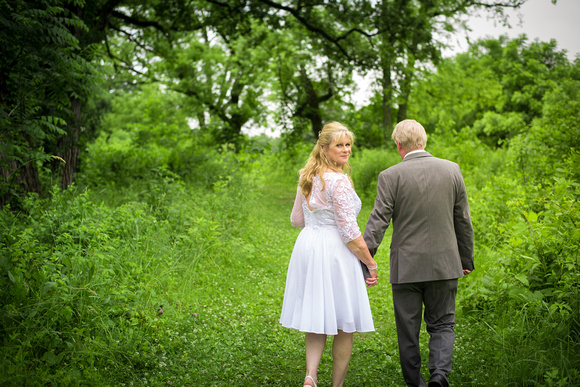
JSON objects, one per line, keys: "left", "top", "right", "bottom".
{"left": 303, "top": 375, "right": 317, "bottom": 387}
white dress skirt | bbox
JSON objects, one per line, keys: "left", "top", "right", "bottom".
{"left": 280, "top": 173, "right": 374, "bottom": 335}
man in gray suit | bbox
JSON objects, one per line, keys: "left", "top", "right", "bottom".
{"left": 363, "top": 119, "right": 474, "bottom": 387}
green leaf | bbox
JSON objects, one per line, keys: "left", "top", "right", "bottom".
{"left": 42, "top": 282, "right": 57, "bottom": 295}
{"left": 515, "top": 274, "right": 529, "bottom": 287}
{"left": 524, "top": 211, "right": 538, "bottom": 223}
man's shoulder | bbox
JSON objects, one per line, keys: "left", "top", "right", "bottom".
{"left": 430, "top": 155, "right": 458, "bottom": 165}
{"left": 379, "top": 162, "right": 402, "bottom": 177}
{"left": 380, "top": 154, "right": 460, "bottom": 176}
{"left": 413, "top": 153, "right": 460, "bottom": 169}
{"left": 431, "top": 156, "right": 461, "bottom": 172}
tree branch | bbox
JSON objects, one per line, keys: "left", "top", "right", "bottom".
{"left": 427, "top": 0, "right": 527, "bottom": 18}
{"left": 108, "top": 25, "right": 156, "bottom": 54}
{"left": 103, "top": 37, "right": 153, "bottom": 79}
{"left": 471, "top": 0, "right": 526, "bottom": 9}
{"left": 173, "top": 85, "right": 229, "bottom": 124}
{"left": 256, "top": 0, "right": 352, "bottom": 60}
{"left": 110, "top": 10, "right": 170, "bottom": 33}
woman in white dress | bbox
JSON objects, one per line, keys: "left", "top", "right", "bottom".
{"left": 280, "top": 122, "right": 378, "bottom": 387}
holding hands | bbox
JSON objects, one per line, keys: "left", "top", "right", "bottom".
{"left": 365, "top": 262, "right": 378, "bottom": 287}
{"left": 345, "top": 236, "right": 379, "bottom": 288}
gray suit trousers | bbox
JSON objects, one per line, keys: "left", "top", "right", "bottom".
{"left": 392, "top": 279, "right": 458, "bottom": 387}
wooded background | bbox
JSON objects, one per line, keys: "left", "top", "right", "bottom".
{"left": 1, "top": 0, "right": 578, "bottom": 385}
{"left": 3, "top": 0, "right": 554, "bottom": 203}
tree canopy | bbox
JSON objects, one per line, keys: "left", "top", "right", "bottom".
{"left": 0, "top": 0, "right": 554, "bottom": 206}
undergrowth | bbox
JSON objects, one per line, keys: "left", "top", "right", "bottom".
{"left": 1, "top": 147, "right": 578, "bottom": 386}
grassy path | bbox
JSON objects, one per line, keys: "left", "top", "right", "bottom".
{"left": 4, "top": 168, "right": 575, "bottom": 385}
{"left": 159, "top": 183, "right": 404, "bottom": 386}
{"left": 144, "top": 183, "right": 484, "bottom": 386}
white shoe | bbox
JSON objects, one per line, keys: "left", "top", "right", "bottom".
{"left": 304, "top": 375, "right": 317, "bottom": 387}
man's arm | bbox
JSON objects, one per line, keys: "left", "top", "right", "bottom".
{"left": 453, "top": 172, "right": 475, "bottom": 272}
{"left": 361, "top": 173, "right": 395, "bottom": 278}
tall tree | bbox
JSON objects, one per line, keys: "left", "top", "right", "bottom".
{"left": 101, "top": 1, "right": 280, "bottom": 145}
{"left": 251, "top": 0, "right": 531, "bottom": 141}
{"left": 408, "top": 35, "right": 576, "bottom": 148}
{"left": 371, "top": 0, "right": 529, "bottom": 138}
{"left": 267, "top": 16, "right": 356, "bottom": 139}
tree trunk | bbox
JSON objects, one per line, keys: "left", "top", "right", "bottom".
{"left": 381, "top": 59, "right": 393, "bottom": 143}
{"left": 380, "top": 0, "right": 394, "bottom": 144}
{"left": 397, "top": 102, "right": 408, "bottom": 123}
{"left": 60, "top": 5, "right": 84, "bottom": 190}
{"left": 310, "top": 114, "right": 323, "bottom": 139}
{"left": 0, "top": 138, "right": 43, "bottom": 207}
{"left": 20, "top": 160, "right": 43, "bottom": 195}
{"left": 60, "top": 98, "right": 81, "bottom": 190}
{"left": 397, "top": 54, "right": 415, "bottom": 123}
{"left": 295, "top": 66, "right": 331, "bottom": 139}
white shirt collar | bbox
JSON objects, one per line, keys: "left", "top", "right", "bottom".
{"left": 404, "top": 149, "right": 427, "bottom": 159}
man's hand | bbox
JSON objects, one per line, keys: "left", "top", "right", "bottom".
{"left": 463, "top": 270, "right": 472, "bottom": 276}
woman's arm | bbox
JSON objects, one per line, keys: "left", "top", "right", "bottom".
{"left": 347, "top": 236, "right": 378, "bottom": 286}
{"left": 290, "top": 186, "right": 305, "bottom": 228}
{"left": 329, "top": 176, "right": 378, "bottom": 285}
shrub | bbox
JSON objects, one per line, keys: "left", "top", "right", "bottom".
{"left": 350, "top": 147, "right": 399, "bottom": 201}
{"left": 0, "top": 185, "right": 157, "bottom": 383}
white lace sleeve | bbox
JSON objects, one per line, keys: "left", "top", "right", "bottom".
{"left": 290, "top": 186, "right": 305, "bottom": 228}
{"left": 329, "top": 175, "right": 361, "bottom": 243}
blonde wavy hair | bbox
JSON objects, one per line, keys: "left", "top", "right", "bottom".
{"left": 298, "top": 121, "right": 354, "bottom": 195}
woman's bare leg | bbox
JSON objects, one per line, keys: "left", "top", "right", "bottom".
{"left": 332, "top": 330, "right": 353, "bottom": 387}
{"left": 305, "top": 332, "right": 326, "bottom": 385}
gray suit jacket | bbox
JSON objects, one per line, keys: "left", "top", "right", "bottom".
{"left": 362, "top": 151, "right": 474, "bottom": 284}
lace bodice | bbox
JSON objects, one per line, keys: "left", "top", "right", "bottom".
{"left": 290, "top": 172, "right": 362, "bottom": 243}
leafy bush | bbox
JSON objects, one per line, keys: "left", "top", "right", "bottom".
{"left": 82, "top": 123, "right": 191, "bottom": 185}
{"left": 0, "top": 185, "right": 155, "bottom": 383}
{"left": 0, "top": 154, "right": 258, "bottom": 384}
{"left": 350, "top": 147, "right": 399, "bottom": 201}
{"left": 458, "top": 160, "right": 579, "bottom": 385}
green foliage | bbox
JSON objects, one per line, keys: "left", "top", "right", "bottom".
{"left": 350, "top": 147, "right": 399, "bottom": 201}
{"left": 0, "top": 153, "right": 259, "bottom": 383}
{"left": 0, "top": 185, "right": 158, "bottom": 383}
{"left": 409, "top": 35, "right": 576, "bottom": 148}
{"left": 82, "top": 84, "right": 227, "bottom": 188}
{"left": 0, "top": 0, "right": 102, "bottom": 205}
{"left": 454, "top": 173, "right": 579, "bottom": 384}
{"left": 506, "top": 76, "right": 580, "bottom": 184}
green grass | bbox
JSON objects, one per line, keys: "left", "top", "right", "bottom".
{"left": 68, "top": 180, "right": 406, "bottom": 386}
{"left": 2, "top": 173, "right": 577, "bottom": 386}
{"left": 92, "top": 181, "right": 468, "bottom": 386}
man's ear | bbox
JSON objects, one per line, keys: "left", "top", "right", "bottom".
{"left": 396, "top": 141, "right": 406, "bottom": 159}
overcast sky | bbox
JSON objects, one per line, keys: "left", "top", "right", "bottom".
{"left": 445, "top": 0, "right": 580, "bottom": 60}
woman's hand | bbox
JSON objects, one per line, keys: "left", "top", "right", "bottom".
{"left": 345, "top": 236, "right": 379, "bottom": 288}
{"left": 365, "top": 275, "right": 378, "bottom": 287}
{"left": 365, "top": 265, "right": 378, "bottom": 287}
